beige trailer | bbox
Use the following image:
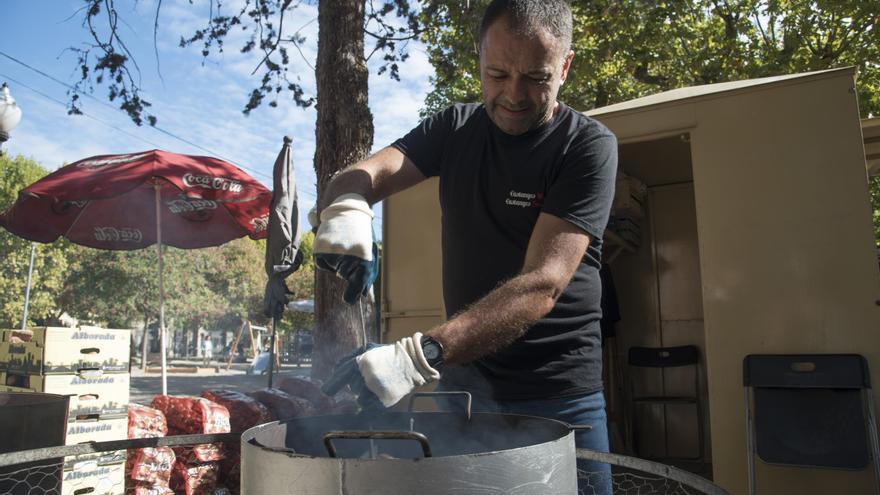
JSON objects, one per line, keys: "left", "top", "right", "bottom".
{"left": 381, "top": 67, "right": 880, "bottom": 494}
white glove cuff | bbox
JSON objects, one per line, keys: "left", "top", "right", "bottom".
{"left": 314, "top": 193, "right": 374, "bottom": 261}
{"left": 356, "top": 333, "right": 441, "bottom": 407}
{"left": 320, "top": 193, "right": 373, "bottom": 220}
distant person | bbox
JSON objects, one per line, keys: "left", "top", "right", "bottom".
{"left": 202, "top": 334, "right": 213, "bottom": 365}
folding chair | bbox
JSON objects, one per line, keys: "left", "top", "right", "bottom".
{"left": 743, "top": 354, "right": 880, "bottom": 494}
{"left": 628, "top": 345, "right": 705, "bottom": 462}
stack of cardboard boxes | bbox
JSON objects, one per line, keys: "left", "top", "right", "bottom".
{"left": 0, "top": 326, "right": 131, "bottom": 495}
{"left": 608, "top": 171, "right": 648, "bottom": 249}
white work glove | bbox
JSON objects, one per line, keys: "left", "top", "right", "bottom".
{"left": 356, "top": 332, "right": 441, "bottom": 407}
{"left": 312, "top": 194, "right": 378, "bottom": 304}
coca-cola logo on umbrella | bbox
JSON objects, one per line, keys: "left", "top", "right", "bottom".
{"left": 182, "top": 173, "right": 243, "bottom": 193}
{"left": 166, "top": 197, "right": 217, "bottom": 222}
{"left": 76, "top": 152, "right": 150, "bottom": 170}
{"left": 93, "top": 227, "right": 143, "bottom": 243}
{"left": 166, "top": 198, "right": 217, "bottom": 214}
{"left": 250, "top": 214, "right": 269, "bottom": 233}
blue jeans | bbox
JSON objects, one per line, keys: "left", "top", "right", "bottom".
{"left": 437, "top": 388, "right": 612, "bottom": 495}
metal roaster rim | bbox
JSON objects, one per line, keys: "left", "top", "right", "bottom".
{"left": 241, "top": 410, "right": 580, "bottom": 460}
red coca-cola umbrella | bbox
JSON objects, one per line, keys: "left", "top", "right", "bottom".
{"left": 0, "top": 150, "right": 271, "bottom": 394}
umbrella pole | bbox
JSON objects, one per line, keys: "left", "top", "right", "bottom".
{"left": 268, "top": 317, "right": 278, "bottom": 388}
{"left": 21, "top": 242, "right": 36, "bottom": 330}
{"left": 155, "top": 185, "right": 168, "bottom": 396}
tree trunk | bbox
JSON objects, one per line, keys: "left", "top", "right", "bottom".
{"left": 312, "top": 0, "right": 375, "bottom": 381}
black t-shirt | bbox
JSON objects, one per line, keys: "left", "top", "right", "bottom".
{"left": 392, "top": 103, "right": 618, "bottom": 400}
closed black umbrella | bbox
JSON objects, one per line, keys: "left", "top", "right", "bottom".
{"left": 263, "top": 136, "right": 303, "bottom": 386}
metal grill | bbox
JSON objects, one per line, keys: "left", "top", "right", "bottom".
{"left": 0, "top": 437, "right": 727, "bottom": 494}
{"left": 0, "top": 460, "right": 62, "bottom": 495}
{"left": 577, "top": 449, "right": 727, "bottom": 495}
{"left": 0, "top": 433, "right": 238, "bottom": 495}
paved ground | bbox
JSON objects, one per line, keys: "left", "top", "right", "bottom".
{"left": 129, "top": 361, "right": 311, "bottom": 404}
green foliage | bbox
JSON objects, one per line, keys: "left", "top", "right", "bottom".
{"left": 871, "top": 177, "right": 880, "bottom": 247}
{"left": 0, "top": 155, "right": 71, "bottom": 328}
{"left": 60, "top": 247, "right": 159, "bottom": 328}
{"left": 421, "top": 0, "right": 880, "bottom": 116}
{"left": 419, "top": 2, "right": 484, "bottom": 117}
{"left": 60, "top": 236, "right": 317, "bottom": 335}
{"left": 0, "top": 155, "right": 69, "bottom": 328}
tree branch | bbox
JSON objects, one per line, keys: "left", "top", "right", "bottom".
{"left": 364, "top": 29, "right": 419, "bottom": 42}
{"left": 752, "top": 9, "right": 770, "bottom": 48}
{"left": 833, "top": 18, "right": 872, "bottom": 62}
{"left": 251, "top": 0, "right": 294, "bottom": 76}
{"left": 153, "top": 0, "right": 164, "bottom": 84}
{"left": 281, "top": 36, "right": 315, "bottom": 71}
{"left": 104, "top": 0, "right": 142, "bottom": 82}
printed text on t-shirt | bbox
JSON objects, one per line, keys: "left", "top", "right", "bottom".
{"left": 506, "top": 190, "right": 544, "bottom": 208}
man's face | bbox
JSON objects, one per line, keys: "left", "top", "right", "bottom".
{"left": 480, "top": 17, "right": 574, "bottom": 135}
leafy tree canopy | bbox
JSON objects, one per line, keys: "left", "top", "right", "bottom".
{"left": 60, "top": 236, "right": 316, "bottom": 334}
{"left": 0, "top": 155, "right": 71, "bottom": 327}
{"left": 421, "top": 0, "right": 880, "bottom": 117}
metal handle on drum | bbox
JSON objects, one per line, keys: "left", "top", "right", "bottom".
{"left": 407, "top": 391, "right": 472, "bottom": 420}
{"left": 323, "top": 430, "right": 433, "bottom": 458}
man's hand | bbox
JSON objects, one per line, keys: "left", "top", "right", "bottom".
{"left": 312, "top": 194, "right": 379, "bottom": 304}
{"left": 321, "top": 333, "right": 441, "bottom": 409}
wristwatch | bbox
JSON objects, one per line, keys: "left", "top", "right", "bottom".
{"left": 421, "top": 335, "right": 444, "bottom": 368}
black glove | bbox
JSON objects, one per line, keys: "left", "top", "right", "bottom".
{"left": 314, "top": 241, "right": 379, "bottom": 304}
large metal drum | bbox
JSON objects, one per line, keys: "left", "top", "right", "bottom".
{"left": 241, "top": 399, "right": 580, "bottom": 494}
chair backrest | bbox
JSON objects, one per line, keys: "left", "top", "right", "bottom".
{"left": 743, "top": 354, "right": 870, "bottom": 389}
{"left": 743, "top": 354, "right": 872, "bottom": 469}
{"left": 629, "top": 345, "right": 700, "bottom": 368}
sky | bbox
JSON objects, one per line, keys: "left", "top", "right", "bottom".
{"left": 1, "top": 0, "right": 437, "bottom": 232}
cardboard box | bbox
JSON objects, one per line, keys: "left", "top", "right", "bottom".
{"left": 62, "top": 455, "right": 125, "bottom": 495}
{"left": 63, "top": 451, "right": 126, "bottom": 472}
{"left": 3, "top": 372, "right": 130, "bottom": 421}
{"left": 1, "top": 327, "right": 130, "bottom": 374}
{"left": 66, "top": 417, "right": 129, "bottom": 446}
{"left": 612, "top": 172, "right": 648, "bottom": 219}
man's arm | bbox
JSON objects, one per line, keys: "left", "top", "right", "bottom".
{"left": 319, "top": 146, "right": 426, "bottom": 209}
{"left": 324, "top": 208, "right": 592, "bottom": 408}
{"left": 426, "top": 212, "right": 591, "bottom": 364}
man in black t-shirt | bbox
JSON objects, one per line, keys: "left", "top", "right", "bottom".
{"left": 313, "top": 1, "right": 617, "bottom": 489}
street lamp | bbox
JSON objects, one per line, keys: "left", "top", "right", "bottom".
{"left": 0, "top": 83, "right": 23, "bottom": 155}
